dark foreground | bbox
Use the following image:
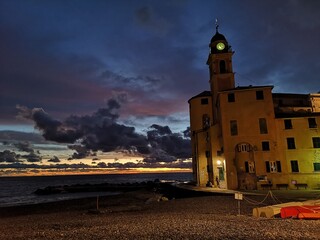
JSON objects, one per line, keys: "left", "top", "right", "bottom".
{"left": 0, "top": 186, "right": 319, "bottom": 240}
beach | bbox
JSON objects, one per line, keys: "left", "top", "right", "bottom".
{"left": 1, "top": 187, "right": 320, "bottom": 240}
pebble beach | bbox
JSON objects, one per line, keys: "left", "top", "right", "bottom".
{"left": 0, "top": 188, "right": 320, "bottom": 240}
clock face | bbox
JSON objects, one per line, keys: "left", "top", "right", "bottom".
{"left": 216, "top": 42, "right": 225, "bottom": 51}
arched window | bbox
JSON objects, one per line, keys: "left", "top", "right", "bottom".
{"left": 220, "top": 60, "right": 226, "bottom": 73}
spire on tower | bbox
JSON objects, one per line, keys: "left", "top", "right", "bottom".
{"left": 215, "top": 18, "right": 219, "bottom": 32}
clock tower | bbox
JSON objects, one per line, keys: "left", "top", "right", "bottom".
{"left": 206, "top": 24, "right": 235, "bottom": 119}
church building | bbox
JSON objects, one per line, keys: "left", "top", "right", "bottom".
{"left": 188, "top": 25, "right": 320, "bottom": 190}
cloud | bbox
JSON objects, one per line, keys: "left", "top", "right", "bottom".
{"left": 13, "top": 141, "right": 34, "bottom": 153}
{"left": 22, "top": 152, "right": 42, "bottom": 163}
{"left": 16, "top": 98, "right": 191, "bottom": 167}
{"left": 0, "top": 150, "right": 21, "bottom": 163}
{"left": 17, "top": 97, "right": 151, "bottom": 155}
{"left": 68, "top": 145, "right": 91, "bottom": 160}
{"left": 48, "top": 156, "right": 60, "bottom": 163}
{"left": 145, "top": 124, "right": 191, "bottom": 162}
{"left": 135, "top": 6, "right": 172, "bottom": 36}
{"left": 0, "top": 131, "right": 45, "bottom": 144}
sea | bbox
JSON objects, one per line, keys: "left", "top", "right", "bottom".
{"left": 0, "top": 172, "right": 192, "bottom": 207}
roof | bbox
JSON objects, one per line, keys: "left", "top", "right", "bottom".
{"left": 210, "top": 31, "right": 227, "bottom": 43}
{"left": 272, "top": 93, "right": 309, "bottom": 98}
{"left": 218, "top": 85, "right": 274, "bottom": 93}
{"left": 188, "top": 91, "right": 211, "bottom": 103}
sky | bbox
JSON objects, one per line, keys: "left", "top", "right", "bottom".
{"left": 1, "top": 0, "right": 320, "bottom": 176}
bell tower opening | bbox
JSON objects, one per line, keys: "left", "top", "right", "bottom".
{"left": 219, "top": 60, "right": 226, "bottom": 73}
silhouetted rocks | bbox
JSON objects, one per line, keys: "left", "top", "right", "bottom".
{"left": 34, "top": 180, "right": 162, "bottom": 195}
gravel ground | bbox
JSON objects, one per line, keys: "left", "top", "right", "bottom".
{"left": 0, "top": 190, "right": 319, "bottom": 240}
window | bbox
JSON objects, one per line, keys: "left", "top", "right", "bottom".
{"left": 201, "top": 98, "right": 208, "bottom": 105}
{"left": 245, "top": 161, "right": 255, "bottom": 173}
{"left": 265, "top": 161, "right": 281, "bottom": 173}
{"left": 308, "top": 118, "right": 317, "bottom": 128}
{"left": 284, "top": 119, "right": 292, "bottom": 129}
{"left": 256, "top": 90, "right": 264, "bottom": 100}
{"left": 259, "top": 118, "right": 268, "bottom": 134}
{"left": 220, "top": 60, "right": 226, "bottom": 73}
{"left": 228, "top": 93, "right": 235, "bottom": 102}
{"left": 287, "top": 137, "right": 296, "bottom": 149}
{"left": 202, "top": 114, "right": 210, "bottom": 129}
{"left": 262, "top": 141, "right": 270, "bottom": 151}
{"left": 237, "top": 143, "right": 250, "bottom": 152}
{"left": 230, "top": 120, "right": 238, "bottom": 136}
{"left": 290, "top": 160, "right": 299, "bottom": 172}
{"left": 314, "top": 163, "right": 320, "bottom": 171}
{"left": 313, "top": 137, "right": 320, "bottom": 148}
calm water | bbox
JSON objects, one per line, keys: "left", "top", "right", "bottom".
{"left": 0, "top": 172, "right": 192, "bottom": 207}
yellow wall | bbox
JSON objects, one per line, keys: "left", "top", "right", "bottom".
{"left": 218, "top": 87, "right": 280, "bottom": 189}
{"left": 275, "top": 116, "right": 320, "bottom": 188}
{"left": 189, "top": 94, "right": 213, "bottom": 186}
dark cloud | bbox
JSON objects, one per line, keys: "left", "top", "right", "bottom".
{"left": 17, "top": 97, "right": 151, "bottom": 156}
{"left": 0, "top": 150, "right": 21, "bottom": 163}
{"left": 143, "top": 149, "right": 176, "bottom": 163}
{"left": 48, "top": 156, "right": 60, "bottom": 163}
{"left": 146, "top": 124, "right": 191, "bottom": 162}
{"left": 0, "top": 131, "right": 45, "bottom": 143}
{"left": 183, "top": 127, "right": 191, "bottom": 139}
{"left": 13, "top": 141, "right": 34, "bottom": 153}
{"left": 68, "top": 145, "right": 91, "bottom": 160}
{"left": 22, "top": 152, "right": 42, "bottom": 163}
{"left": 97, "top": 160, "right": 191, "bottom": 169}
{"left": 16, "top": 99, "right": 191, "bottom": 165}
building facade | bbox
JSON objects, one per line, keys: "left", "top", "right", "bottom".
{"left": 188, "top": 28, "right": 320, "bottom": 190}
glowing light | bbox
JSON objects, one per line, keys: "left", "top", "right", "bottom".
{"left": 217, "top": 160, "right": 222, "bottom": 165}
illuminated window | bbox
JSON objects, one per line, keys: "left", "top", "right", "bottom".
{"left": 228, "top": 93, "right": 235, "bottom": 102}
{"left": 290, "top": 160, "right": 299, "bottom": 172}
{"left": 201, "top": 98, "right": 208, "bottom": 105}
{"left": 245, "top": 161, "right": 255, "bottom": 173}
{"left": 313, "top": 137, "right": 320, "bottom": 148}
{"left": 230, "top": 120, "right": 238, "bottom": 136}
{"left": 314, "top": 163, "right": 320, "bottom": 172}
{"left": 265, "top": 161, "right": 281, "bottom": 173}
{"left": 256, "top": 90, "right": 264, "bottom": 100}
{"left": 287, "top": 138, "right": 296, "bottom": 149}
{"left": 284, "top": 119, "right": 292, "bottom": 129}
{"left": 237, "top": 143, "right": 250, "bottom": 152}
{"left": 308, "top": 118, "right": 317, "bottom": 128}
{"left": 262, "top": 141, "right": 270, "bottom": 151}
{"left": 259, "top": 118, "right": 268, "bottom": 134}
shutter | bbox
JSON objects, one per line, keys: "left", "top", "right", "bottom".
{"left": 265, "top": 161, "right": 270, "bottom": 173}
{"left": 276, "top": 161, "right": 282, "bottom": 172}
{"left": 245, "top": 161, "right": 249, "bottom": 173}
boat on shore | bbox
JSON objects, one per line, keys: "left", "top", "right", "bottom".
{"left": 280, "top": 205, "right": 320, "bottom": 219}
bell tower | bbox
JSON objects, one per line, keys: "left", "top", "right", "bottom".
{"left": 206, "top": 21, "right": 235, "bottom": 112}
